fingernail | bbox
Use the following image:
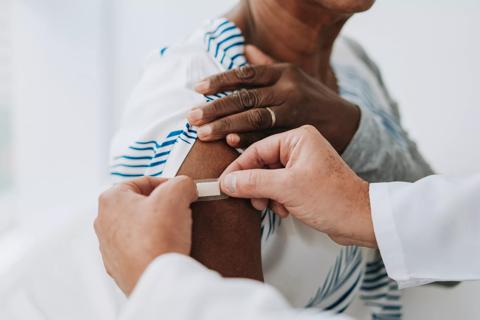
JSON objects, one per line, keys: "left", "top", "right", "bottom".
{"left": 194, "top": 80, "right": 210, "bottom": 93}
{"left": 188, "top": 108, "right": 203, "bottom": 121}
{"left": 197, "top": 125, "right": 212, "bottom": 138}
{"left": 223, "top": 174, "right": 237, "bottom": 194}
{"left": 227, "top": 134, "right": 240, "bottom": 146}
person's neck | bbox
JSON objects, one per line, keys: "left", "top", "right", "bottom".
{"left": 227, "top": 0, "right": 348, "bottom": 84}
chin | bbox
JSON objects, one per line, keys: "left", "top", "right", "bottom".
{"left": 313, "top": 0, "right": 375, "bottom": 13}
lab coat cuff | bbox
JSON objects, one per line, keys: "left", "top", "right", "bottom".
{"left": 120, "top": 253, "right": 209, "bottom": 320}
{"left": 131, "top": 253, "right": 207, "bottom": 294}
{"left": 370, "top": 183, "right": 411, "bottom": 288}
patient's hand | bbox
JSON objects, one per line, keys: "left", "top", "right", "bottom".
{"left": 188, "top": 45, "right": 360, "bottom": 154}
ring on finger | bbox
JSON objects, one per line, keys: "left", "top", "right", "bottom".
{"left": 265, "top": 107, "right": 276, "bottom": 128}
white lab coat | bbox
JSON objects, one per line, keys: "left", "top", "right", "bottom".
{"left": 119, "top": 173, "right": 480, "bottom": 319}
{"left": 119, "top": 254, "right": 350, "bottom": 320}
{"left": 370, "top": 174, "right": 480, "bottom": 288}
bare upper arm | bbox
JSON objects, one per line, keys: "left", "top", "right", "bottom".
{"left": 177, "top": 140, "right": 263, "bottom": 281}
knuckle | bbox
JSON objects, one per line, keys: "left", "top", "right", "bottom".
{"left": 245, "top": 171, "right": 261, "bottom": 191}
{"left": 209, "top": 73, "right": 228, "bottom": 90}
{"left": 216, "top": 117, "right": 233, "bottom": 132}
{"left": 208, "top": 99, "right": 227, "bottom": 116}
{"left": 175, "top": 175, "right": 194, "bottom": 188}
{"left": 98, "top": 191, "right": 110, "bottom": 206}
{"left": 282, "top": 170, "right": 296, "bottom": 188}
{"left": 237, "top": 88, "right": 258, "bottom": 109}
{"left": 299, "top": 124, "right": 318, "bottom": 137}
{"left": 253, "top": 65, "right": 269, "bottom": 80}
{"left": 258, "top": 88, "right": 274, "bottom": 105}
{"left": 285, "top": 63, "right": 301, "bottom": 75}
{"left": 93, "top": 218, "right": 100, "bottom": 233}
{"left": 235, "top": 65, "right": 257, "bottom": 81}
{"left": 277, "top": 80, "right": 297, "bottom": 98}
{"left": 284, "top": 64, "right": 303, "bottom": 82}
{"left": 170, "top": 175, "right": 194, "bottom": 193}
{"left": 247, "top": 109, "right": 269, "bottom": 129}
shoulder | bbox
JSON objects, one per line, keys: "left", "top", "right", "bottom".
{"left": 332, "top": 36, "right": 400, "bottom": 118}
{"left": 137, "top": 27, "right": 216, "bottom": 91}
{"left": 140, "top": 18, "right": 247, "bottom": 84}
{"left": 332, "top": 36, "right": 383, "bottom": 84}
{"left": 333, "top": 36, "right": 395, "bottom": 100}
{"left": 110, "top": 18, "right": 248, "bottom": 180}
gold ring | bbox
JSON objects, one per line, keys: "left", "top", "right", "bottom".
{"left": 265, "top": 107, "right": 276, "bottom": 128}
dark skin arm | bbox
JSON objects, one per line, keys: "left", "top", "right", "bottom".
{"left": 177, "top": 140, "right": 263, "bottom": 280}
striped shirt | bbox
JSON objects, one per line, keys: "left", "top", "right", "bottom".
{"left": 110, "top": 18, "right": 433, "bottom": 319}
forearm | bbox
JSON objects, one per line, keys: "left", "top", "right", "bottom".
{"left": 342, "top": 107, "right": 434, "bottom": 182}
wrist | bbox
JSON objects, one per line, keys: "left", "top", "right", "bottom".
{"left": 333, "top": 179, "right": 377, "bottom": 248}
{"left": 321, "top": 101, "right": 360, "bottom": 153}
{"left": 354, "top": 180, "right": 377, "bottom": 248}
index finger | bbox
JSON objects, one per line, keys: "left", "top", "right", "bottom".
{"left": 220, "top": 130, "right": 294, "bottom": 178}
{"left": 151, "top": 176, "right": 198, "bottom": 205}
{"left": 195, "top": 64, "right": 283, "bottom": 95}
{"left": 115, "top": 176, "right": 169, "bottom": 196}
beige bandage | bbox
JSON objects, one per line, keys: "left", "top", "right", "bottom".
{"left": 195, "top": 179, "right": 229, "bottom": 202}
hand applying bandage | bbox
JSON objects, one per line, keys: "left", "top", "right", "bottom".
{"left": 220, "top": 125, "right": 377, "bottom": 249}
{"left": 94, "top": 176, "right": 198, "bottom": 295}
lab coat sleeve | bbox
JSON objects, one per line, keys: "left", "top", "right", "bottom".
{"left": 370, "top": 174, "right": 480, "bottom": 288}
{"left": 118, "top": 253, "right": 351, "bottom": 320}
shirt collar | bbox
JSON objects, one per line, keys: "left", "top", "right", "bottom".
{"left": 203, "top": 18, "right": 248, "bottom": 70}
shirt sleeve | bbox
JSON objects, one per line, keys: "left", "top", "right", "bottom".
{"left": 341, "top": 38, "right": 434, "bottom": 183}
{"left": 370, "top": 174, "right": 480, "bottom": 288}
{"left": 119, "top": 254, "right": 352, "bottom": 320}
{"left": 109, "top": 48, "right": 213, "bottom": 181}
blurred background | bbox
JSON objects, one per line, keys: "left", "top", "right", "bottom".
{"left": 1, "top": 0, "right": 479, "bottom": 319}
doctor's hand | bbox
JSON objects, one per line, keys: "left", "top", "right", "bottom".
{"left": 187, "top": 45, "right": 360, "bottom": 153}
{"left": 94, "top": 176, "right": 198, "bottom": 295}
{"left": 220, "top": 125, "right": 377, "bottom": 248}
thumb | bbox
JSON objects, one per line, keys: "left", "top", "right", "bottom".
{"left": 245, "top": 45, "right": 275, "bottom": 65}
{"left": 221, "top": 168, "right": 287, "bottom": 201}
{"left": 151, "top": 176, "right": 198, "bottom": 205}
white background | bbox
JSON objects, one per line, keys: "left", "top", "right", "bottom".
{"left": 2, "top": 0, "right": 480, "bottom": 319}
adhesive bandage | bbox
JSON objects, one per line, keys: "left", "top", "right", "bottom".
{"left": 195, "top": 179, "right": 229, "bottom": 202}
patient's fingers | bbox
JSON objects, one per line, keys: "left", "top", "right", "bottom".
{"left": 194, "top": 64, "right": 284, "bottom": 95}
{"left": 188, "top": 87, "right": 278, "bottom": 126}
{"left": 196, "top": 106, "right": 285, "bottom": 141}
{"left": 227, "top": 131, "right": 284, "bottom": 149}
